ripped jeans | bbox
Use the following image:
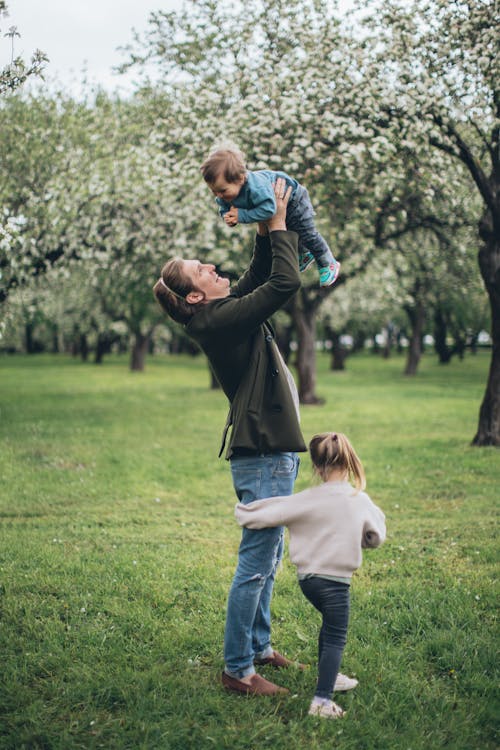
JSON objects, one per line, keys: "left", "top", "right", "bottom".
{"left": 224, "top": 452, "right": 299, "bottom": 678}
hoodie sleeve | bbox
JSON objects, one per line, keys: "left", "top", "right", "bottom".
{"left": 361, "top": 498, "right": 386, "bottom": 549}
{"left": 235, "top": 491, "right": 305, "bottom": 529}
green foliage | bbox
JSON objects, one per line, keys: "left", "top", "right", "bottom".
{"left": 0, "top": 352, "right": 498, "bottom": 748}
{"left": 0, "top": 0, "right": 490, "bottom": 364}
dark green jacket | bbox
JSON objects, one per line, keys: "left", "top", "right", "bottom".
{"left": 185, "top": 230, "right": 307, "bottom": 458}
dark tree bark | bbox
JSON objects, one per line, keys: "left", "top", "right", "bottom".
{"left": 25, "top": 322, "right": 36, "bottom": 353}
{"left": 325, "top": 327, "right": 347, "bottom": 371}
{"left": 94, "top": 333, "right": 114, "bottom": 364}
{"left": 404, "top": 298, "right": 425, "bottom": 376}
{"left": 472, "top": 209, "right": 500, "bottom": 445}
{"left": 382, "top": 323, "right": 397, "bottom": 359}
{"left": 288, "top": 288, "right": 325, "bottom": 404}
{"left": 130, "top": 332, "right": 150, "bottom": 371}
{"left": 434, "top": 307, "right": 453, "bottom": 364}
{"left": 430, "top": 104, "right": 499, "bottom": 444}
{"left": 274, "top": 322, "right": 293, "bottom": 364}
{"left": 51, "top": 324, "right": 59, "bottom": 354}
{"left": 80, "top": 334, "right": 89, "bottom": 361}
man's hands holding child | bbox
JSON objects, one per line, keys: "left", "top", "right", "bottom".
{"left": 266, "top": 178, "right": 291, "bottom": 232}
{"left": 224, "top": 207, "right": 239, "bottom": 227}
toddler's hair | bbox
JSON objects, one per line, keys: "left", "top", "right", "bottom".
{"left": 309, "top": 432, "right": 366, "bottom": 491}
{"left": 200, "top": 145, "right": 246, "bottom": 185}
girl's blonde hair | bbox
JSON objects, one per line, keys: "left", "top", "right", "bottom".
{"left": 309, "top": 432, "right": 366, "bottom": 491}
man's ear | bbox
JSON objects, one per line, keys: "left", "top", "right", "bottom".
{"left": 186, "top": 290, "right": 205, "bottom": 304}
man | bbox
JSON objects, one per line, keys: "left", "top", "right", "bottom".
{"left": 153, "top": 180, "right": 356, "bottom": 696}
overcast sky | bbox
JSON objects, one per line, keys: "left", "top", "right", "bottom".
{"left": 3, "top": 1, "right": 354, "bottom": 96}
{"left": 2, "top": 0, "right": 180, "bottom": 95}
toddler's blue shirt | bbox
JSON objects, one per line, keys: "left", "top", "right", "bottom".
{"left": 216, "top": 170, "right": 300, "bottom": 224}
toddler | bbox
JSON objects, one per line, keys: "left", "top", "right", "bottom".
{"left": 235, "top": 431, "right": 386, "bottom": 719}
{"left": 201, "top": 146, "right": 341, "bottom": 287}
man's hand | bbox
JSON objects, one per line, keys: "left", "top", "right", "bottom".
{"left": 266, "top": 178, "right": 291, "bottom": 232}
{"left": 224, "top": 207, "right": 239, "bottom": 227}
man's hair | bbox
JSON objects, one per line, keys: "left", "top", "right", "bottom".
{"left": 200, "top": 146, "right": 246, "bottom": 185}
{"left": 153, "top": 258, "right": 204, "bottom": 325}
{"left": 309, "top": 432, "right": 366, "bottom": 491}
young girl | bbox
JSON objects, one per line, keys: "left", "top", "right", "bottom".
{"left": 200, "top": 145, "right": 341, "bottom": 287}
{"left": 235, "top": 432, "right": 386, "bottom": 719}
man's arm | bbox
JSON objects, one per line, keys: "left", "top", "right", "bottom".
{"left": 231, "top": 179, "right": 293, "bottom": 299}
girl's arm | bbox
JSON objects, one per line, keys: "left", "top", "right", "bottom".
{"left": 235, "top": 492, "right": 304, "bottom": 529}
{"left": 361, "top": 502, "right": 386, "bottom": 548}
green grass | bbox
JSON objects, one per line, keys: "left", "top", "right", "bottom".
{"left": 0, "top": 351, "right": 498, "bottom": 750}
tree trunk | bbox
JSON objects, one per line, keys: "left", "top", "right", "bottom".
{"left": 328, "top": 330, "right": 347, "bottom": 371}
{"left": 404, "top": 300, "right": 425, "bottom": 376}
{"left": 291, "top": 292, "right": 323, "bottom": 404}
{"left": 94, "top": 338, "right": 106, "bottom": 364}
{"left": 51, "top": 323, "right": 60, "bottom": 354}
{"left": 382, "top": 323, "right": 396, "bottom": 359}
{"left": 25, "top": 322, "right": 35, "bottom": 353}
{"left": 275, "top": 323, "right": 293, "bottom": 364}
{"left": 472, "top": 218, "right": 500, "bottom": 445}
{"left": 80, "top": 334, "right": 89, "bottom": 361}
{"left": 130, "top": 332, "right": 149, "bottom": 371}
{"left": 94, "top": 333, "right": 114, "bottom": 364}
{"left": 434, "top": 308, "right": 453, "bottom": 364}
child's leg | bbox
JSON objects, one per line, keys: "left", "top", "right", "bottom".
{"left": 299, "top": 577, "right": 350, "bottom": 699}
{"left": 286, "top": 187, "right": 338, "bottom": 269}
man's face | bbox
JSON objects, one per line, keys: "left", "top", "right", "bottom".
{"left": 209, "top": 174, "right": 245, "bottom": 203}
{"left": 182, "top": 260, "right": 230, "bottom": 302}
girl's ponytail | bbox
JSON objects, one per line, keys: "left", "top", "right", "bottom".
{"left": 309, "top": 432, "right": 366, "bottom": 491}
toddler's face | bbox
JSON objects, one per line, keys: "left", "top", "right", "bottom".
{"left": 209, "top": 174, "right": 245, "bottom": 203}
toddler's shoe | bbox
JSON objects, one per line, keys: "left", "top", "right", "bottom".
{"left": 299, "top": 251, "right": 315, "bottom": 272}
{"left": 308, "top": 699, "right": 345, "bottom": 719}
{"left": 319, "top": 260, "right": 340, "bottom": 287}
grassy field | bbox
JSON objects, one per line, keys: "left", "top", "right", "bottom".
{"left": 0, "top": 351, "right": 498, "bottom": 750}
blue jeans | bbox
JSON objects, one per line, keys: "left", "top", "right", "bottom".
{"left": 287, "top": 186, "right": 335, "bottom": 269}
{"left": 299, "top": 577, "right": 350, "bottom": 699}
{"left": 224, "top": 452, "right": 299, "bottom": 678}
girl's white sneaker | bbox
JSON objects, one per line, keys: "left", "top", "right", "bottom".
{"left": 308, "top": 699, "right": 345, "bottom": 719}
{"left": 334, "top": 673, "right": 359, "bottom": 692}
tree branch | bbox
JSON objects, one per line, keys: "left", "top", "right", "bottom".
{"left": 431, "top": 114, "right": 496, "bottom": 219}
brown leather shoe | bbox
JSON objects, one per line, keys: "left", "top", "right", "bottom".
{"left": 254, "top": 650, "right": 306, "bottom": 670}
{"left": 221, "top": 671, "right": 289, "bottom": 696}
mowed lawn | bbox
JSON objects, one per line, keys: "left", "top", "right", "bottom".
{"left": 0, "top": 351, "right": 498, "bottom": 750}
